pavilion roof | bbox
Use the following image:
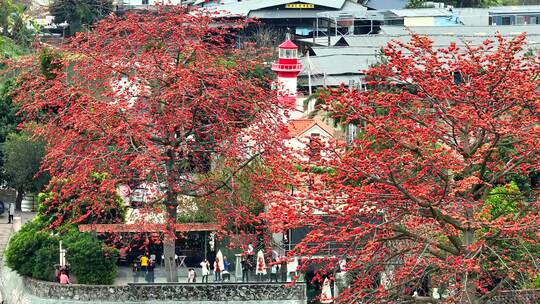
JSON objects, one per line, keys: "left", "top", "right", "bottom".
{"left": 79, "top": 222, "right": 220, "bottom": 233}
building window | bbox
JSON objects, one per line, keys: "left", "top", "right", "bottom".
{"left": 502, "top": 16, "right": 511, "bottom": 25}
{"left": 453, "top": 71, "right": 463, "bottom": 85}
{"left": 142, "top": 0, "right": 148, "bottom": 4}
{"left": 530, "top": 17, "right": 538, "bottom": 24}
{"left": 516, "top": 16, "right": 526, "bottom": 25}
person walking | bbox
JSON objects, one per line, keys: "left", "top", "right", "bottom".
{"left": 214, "top": 256, "right": 222, "bottom": 282}
{"left": 270, "top": 259, "right": 279, "bottom": 282}
{"left": 140, "top": 253, "right": 149, "bottom": 272}
{"left": 145, "top": 260, "right": 155, "bottom": 283}
{"left": 222, "top": 255, "right": 231, "bottom": 281}
{"left": 7, "top": 203, "right": 14, "bottom": 224}
{"left": 200, "top": 259, "right": 210, "bottom": 283}
{"left": 241, "top": 256, "right": 251, "bottom": 282}
{"left": 223, "top": 256, "right": 230, "bottom": 272}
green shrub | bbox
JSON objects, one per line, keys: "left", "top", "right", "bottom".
{"left": 532, "top": 274, "right": 540, "bottom": 288}
{"left": 33, "top": 242, "right": 60, "bottom": 282}
{"left": 63, "top": 229, "right": 119, "bottom": 285}
{"left": 6, "top": 221, "right": 118, "bottom": 285}
{"left": 5, "top": 220, "right": 59, "bottom": 281}
{"left": 39, "top": 47, "right": 62, "bottom": 80}
{"left": 484, "top": 181, "right": 523, "bottom": 219}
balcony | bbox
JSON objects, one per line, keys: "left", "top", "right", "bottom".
{"left": 271, "top": 63, "right": 303, "bottom": 72}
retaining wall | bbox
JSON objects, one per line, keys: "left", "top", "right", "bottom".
{"left": 3, "top": 264, "right": 538, "bottom": 304}
{"left": 24, "top": 277, "right": 306, "bottom": 303}
{"left": 488, "top": 290, "right": 540, "bottom": 304}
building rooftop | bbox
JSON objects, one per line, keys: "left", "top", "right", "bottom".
{"left": 300, "top": 53, "right": 376, "bottom": 76}
{"left": 389, "top": 8, "right": 452, "bottom": 17}
{"left": 299, "top": 26, "right": 540, "bottom": 87}
{"left": 309, "top": 46, "right": 383, "bottom": 56}
{"left": 364, "top": 0, "right": 408, "bottom": 10}
{"left": 489, "top": 5, "right": 540, "bottom": 14}
{"left": 288, "top": 119, "right": 334, "bottom": 137}
{"left": 380, "top": 25, "right": 540, "bottom": 37}
{"left": 199, "top": 0, "right": 353, "bottom": 17}
{"left": 299, "top": 36, "right": 345, "bottom": 47}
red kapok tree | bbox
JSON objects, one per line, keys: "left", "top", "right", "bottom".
{"left": 12, "top": 7, "right": 288, "bottom": 282}
{"left": 265, "top": 34, "right": 539, "bottom": 303}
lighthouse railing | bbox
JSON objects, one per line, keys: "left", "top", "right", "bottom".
{"left": 271, "top": 63, "right": 303, "bottom": 71}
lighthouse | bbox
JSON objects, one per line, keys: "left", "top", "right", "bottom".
{"left": 272, "top": 38, "right": 303, "bottom": 118}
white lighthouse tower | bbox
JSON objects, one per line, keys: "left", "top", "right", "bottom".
{"left": 272, "top": 38, "right": 303, "bottom": 119}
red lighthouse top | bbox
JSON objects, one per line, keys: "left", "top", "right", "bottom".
{"left": 278, "top": 39, "right": 298, "bottom": 49}
{"left": 272, "top": 38, "right": 302, "bottom": 75}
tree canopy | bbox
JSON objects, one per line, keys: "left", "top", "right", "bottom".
{"left": 2, "top": 132, "right": 49, "bottom": 207}
{"left": 49, "top": 0, "right": 113, "bottom": 36}
{"left": 265, "top": 34, "right": 540, "bottom": 303}
{"left": 10, "top": 6, "right": 288, "bottom": 282}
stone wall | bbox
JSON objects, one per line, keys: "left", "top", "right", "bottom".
{"left": 24, "top": 278, "right": 306, "bottom": 303}
{"left": 488, "top": 290, "right": 540, "bottom": 304}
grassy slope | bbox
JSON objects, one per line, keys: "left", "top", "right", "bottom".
{"left": 0, "top": 36, "right": 28, "bottom": 60}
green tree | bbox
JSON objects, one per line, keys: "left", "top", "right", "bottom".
{"left": 0, "top": 79, "right": 19, "bottom": 143}
{"left": 0, "top": 0, "right": 35, "bottom": 46}
{"left": 0, "top": 79, "right": 20, "bottom": 189}
{"left": 2, "top": 132, "right": 49, "bottom": 210}
{"left": 0, "top": 0, "right": 18, "bottom": 36}
{"left": 49, "top": 0, "right": 113, "bottom": 36}
{"left": 482, "top": 182, "right": 539, "bottom": 289}
{"left": 406, "top": 0, "right": 427, "bottom": 8}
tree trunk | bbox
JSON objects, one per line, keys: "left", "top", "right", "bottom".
{"left": 463, "top": 268, "right": 479, "bottom": 304}
{"left": 463, "top": 205, "right": 479, "bottom": 304}
{"left": 163, "top": 147, "right": 180, "bottom": 282}
{"left": 164, "top": 201, "right": 179, "bottom": 282}
{"left": 163, "top": 234, "right": 178, "bottom": 282}
{"left": 15, "top": 188, "right": 23, "bottom": 212}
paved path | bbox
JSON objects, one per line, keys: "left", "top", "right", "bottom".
{"left": 0, "top": 212, "right": 36, "bottom": 255}
{"left": 115, "top": 266, "right": 241, "bottom": 285}
{"left": 0, "top": 212, "right": 35, "bottom": 303}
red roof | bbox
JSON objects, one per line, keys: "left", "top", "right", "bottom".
{"left": 278, "top": 39, "right": 298, "bottom": 49}
{"left": 79, "top": 223, "right": 220, "bottom": 233}
{"left": 288, "top": 118, "right": 334, "bottom": 138}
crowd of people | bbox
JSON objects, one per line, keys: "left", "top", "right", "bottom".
{"left": 130, "top": 245, "right": 290, "bottom": 283}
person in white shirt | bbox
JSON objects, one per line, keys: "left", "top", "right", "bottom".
{"left": 7, "top": 203, "right": 14, "bottom": 224}
{"left": 200, "top": 259, "right": 210, "bottom": 283}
